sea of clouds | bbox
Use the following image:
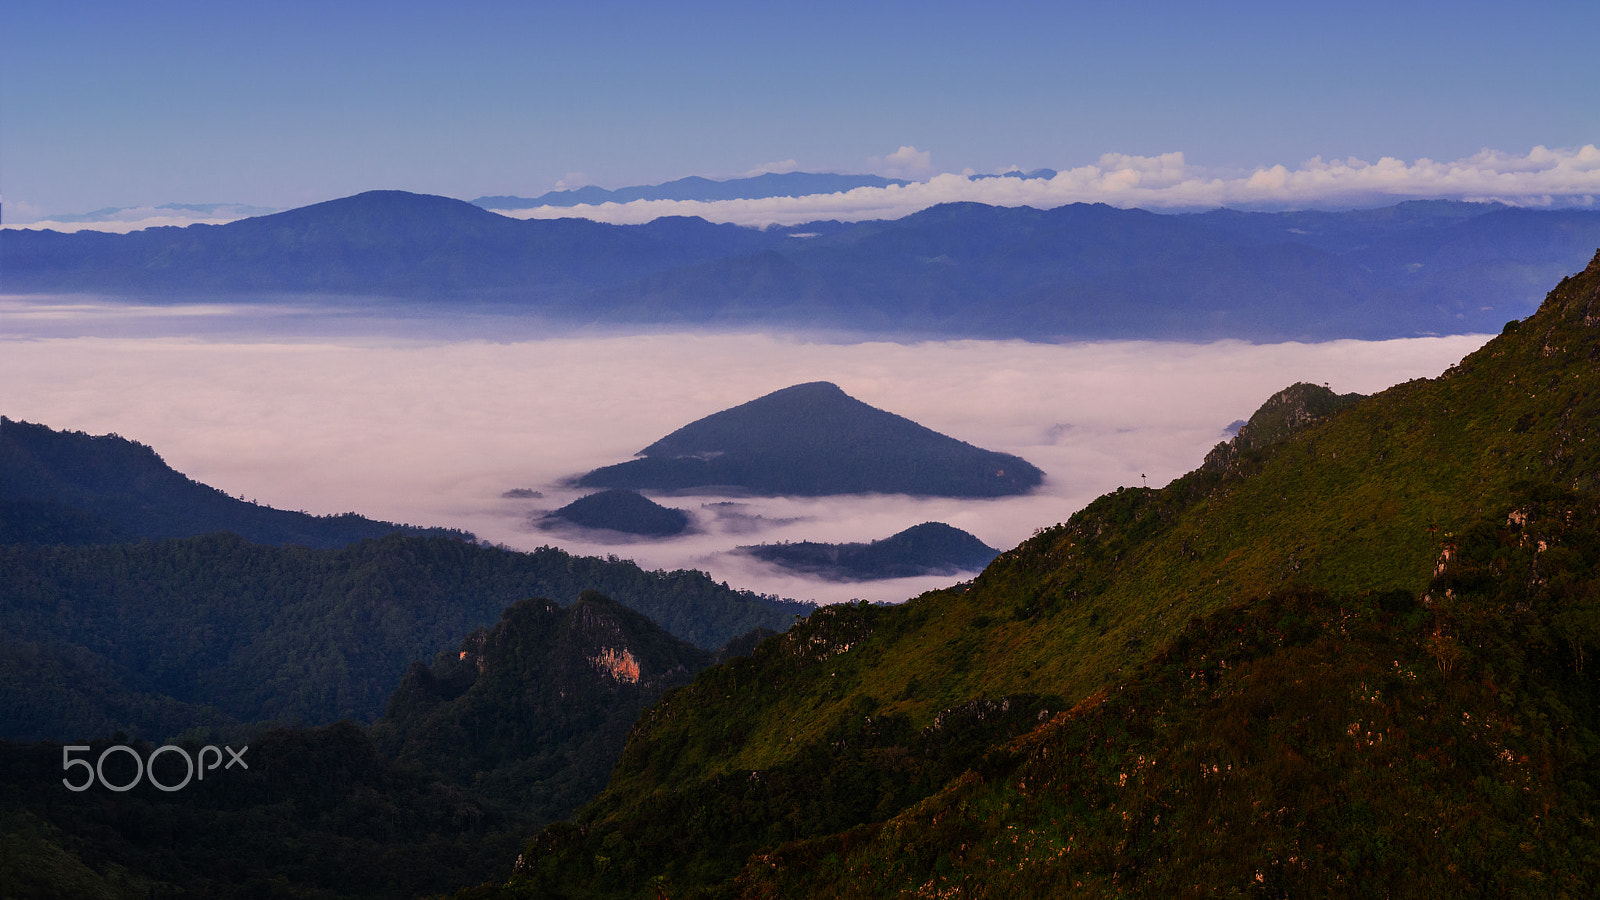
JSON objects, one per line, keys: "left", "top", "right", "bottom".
{"left": 0, "top": 299, "right": 1491, "bottom": 604}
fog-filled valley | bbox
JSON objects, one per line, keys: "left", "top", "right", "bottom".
{"left": 0, "top": 298, "right": 1488, "bottom": 604}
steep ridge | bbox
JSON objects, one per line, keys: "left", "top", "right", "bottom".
{"left": 493, "top": 252, "right": 1600, "bottom": 897}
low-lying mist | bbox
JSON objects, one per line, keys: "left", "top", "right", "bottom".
{"left": 0, "top": 297, "right": 1491, "bottom": 604}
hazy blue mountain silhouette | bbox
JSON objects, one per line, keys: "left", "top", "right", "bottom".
{"left": 0, "top": 190, "right": 778, "bottom": 300}
{"left": 8, "top": 192, "right": 1600, "bottom": 339}
{"left": 576, "top": 382, "right": 1043, "bottom": 497}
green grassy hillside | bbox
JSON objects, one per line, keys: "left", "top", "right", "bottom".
{"left": 492, "top": 252, "right": 1600, "bottom": 898}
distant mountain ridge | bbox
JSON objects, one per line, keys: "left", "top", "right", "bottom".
{"left": 8, "top": 191, "right": 1600, "bottom": 339}
{"left": 576, "top": 381, "right": 1043, "bottom": 497}
{"left": 472, "top": 171, "right": 912, "bottom": 209}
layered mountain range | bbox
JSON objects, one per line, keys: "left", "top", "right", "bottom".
{"left": 8, "top": 191, "right": 1600, "bottom": 339}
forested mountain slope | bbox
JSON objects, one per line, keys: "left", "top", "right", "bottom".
{"left": 490, "top": 252, "right": 1600, "bottom": 897}
{"left": 375, "top": 591, "right": 714, "bottom": 821}
{"left": 0, "top": 587, "right": 783, "bottom": 900}
{"left": 0, "top": 534, "right": 808, "bottom": 742}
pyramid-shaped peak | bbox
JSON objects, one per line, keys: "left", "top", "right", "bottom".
{"left": 576, "top": 382, "right": 1043, "bottom": 497}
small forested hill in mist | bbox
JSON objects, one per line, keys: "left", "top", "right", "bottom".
{"left": 741, "top": 521, "right": 1000, "bottom": 580}
{"left": 0, "top": 416, "right": 466, "bottom": 548}
{"left": 9, "top": 192, "right": 1600, "bottom": 339}
{"left": 576, "top": 381, "right": 1043, "bottom": 497}
{"left": 472, "top": 170, "right": 912, "bottom": 209}
{"left": 542, "top": 489, "right": 691, "bottom": 536}
{"left": 487, "top": 253, "right": 1600, "bottom": 898}
{"left": 0, "top": 533, "right": 810, "bottom": 742}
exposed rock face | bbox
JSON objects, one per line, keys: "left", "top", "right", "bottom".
{"left": 374, "top": 591, "right": 712, "bottom": 816}
{"left": 1201, "top": 382, "right": 1366, "bottom": 473}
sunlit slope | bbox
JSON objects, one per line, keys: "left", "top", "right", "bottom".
{"left": 502, "top": 252, "right": 1600, "bottom": 898}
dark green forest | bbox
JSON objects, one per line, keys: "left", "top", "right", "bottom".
{"left": 0, "top": 533, "right": 807, "bottom": 742}
{"left": 0, "top": 586, "right": 777, "bottom": 899}
{"left": 0, "top": 408, "right": 816, "bottom": 898}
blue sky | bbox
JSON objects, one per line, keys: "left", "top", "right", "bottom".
{"left": 3, "top": 0, "right": 1597, "bottom": 218}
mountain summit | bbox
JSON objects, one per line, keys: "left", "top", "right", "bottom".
{"left": 575, "top": 381, "right": 1043, "bottom": 497}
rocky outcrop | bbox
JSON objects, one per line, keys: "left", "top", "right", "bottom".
{"left": 1201, "top": 382, "right": 1366, "bottom": 473}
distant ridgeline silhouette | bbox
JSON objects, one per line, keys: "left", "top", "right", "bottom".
{"left": 575, "top": 382, "right": 1043, "bottom": 497}
{"left": 0, "top": 416, "right": 466, "bottom": 548}
{"left": 9, "top": 190, "right": 1600, "bottom": 340}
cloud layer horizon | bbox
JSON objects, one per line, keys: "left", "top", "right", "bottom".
{"left": 8, "top": 145, "right": 1596, "bottom": 234}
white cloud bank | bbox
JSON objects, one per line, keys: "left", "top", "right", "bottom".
{"left": 9, "top": 145, "right": 1596, "bottom": 234}
{"left": 4, "top": 215, "right": 244, "bottom": 234}
{"left": 2, "top": 203, "right": 278, "bottom": 233}
{"left": 498, "top": 145, "right": 1600, "bottom": 227}
{"left": 869, "top": 145, "right": 938, "bottom": 179}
